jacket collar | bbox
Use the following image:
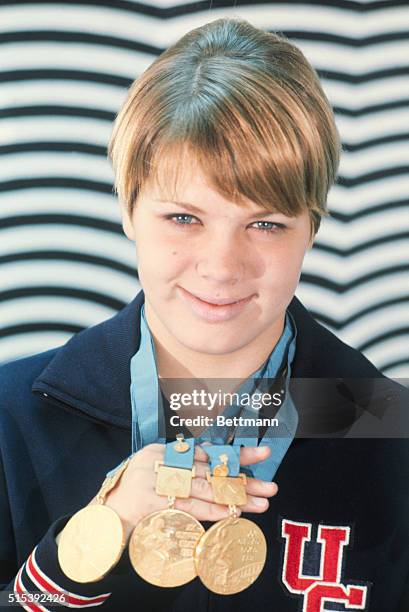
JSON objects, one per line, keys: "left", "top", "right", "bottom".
{"left": 32, "top": 290, "right": 380, "bottom": 430}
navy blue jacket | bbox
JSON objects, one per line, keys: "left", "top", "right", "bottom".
{"left": 1, "top": 290, "right": 408, "bottom": 611}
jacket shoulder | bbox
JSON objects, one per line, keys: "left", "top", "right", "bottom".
{"left": 0, "top": 348, "right": 60, "bottom": 410}
{"left": 312, "top": 321, "right": 381, "bottom": 376}
{"left": 289, "top": 297, "right": 382, "bottom": 378}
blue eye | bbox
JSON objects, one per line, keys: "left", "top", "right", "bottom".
{"left": 166, "top": 214, "right": 199, "bottom": 225}
{"left": 252, "top": 221, "right": 285, "bottom": 232}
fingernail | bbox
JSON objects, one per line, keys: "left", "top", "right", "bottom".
{"left": 265, "top": 482, "right": 277, "bottom": 492}
{"left": 254, "top": 498, "right": 267, "bottom": 507}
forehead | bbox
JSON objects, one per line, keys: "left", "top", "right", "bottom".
{"left": 142, "top": 155, "right": 272, "bottom": 214}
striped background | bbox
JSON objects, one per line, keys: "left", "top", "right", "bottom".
{"left": 1, "top": 0, "right": 408, "bottom": 378}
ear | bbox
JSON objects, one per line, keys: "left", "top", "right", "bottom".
{"left": 120, "top": 201, "right": 136, "bottom": 241}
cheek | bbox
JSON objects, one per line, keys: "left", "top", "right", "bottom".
{"left": 260, "top": 240, "right": 307, "bottom": 291}
{"left": 137, "top": 239, "right": 188, "bottom": 285}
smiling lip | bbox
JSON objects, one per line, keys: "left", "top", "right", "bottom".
{"left": 178, "top": 287, "right": 255, "bottom": 323}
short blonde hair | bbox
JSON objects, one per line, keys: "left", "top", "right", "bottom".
{"left": 108, "top": 18, "right": 341, "bottom": 234}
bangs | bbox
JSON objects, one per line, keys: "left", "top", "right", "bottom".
{"left": 132, "top": 77, "right": 325, "bottom": 222}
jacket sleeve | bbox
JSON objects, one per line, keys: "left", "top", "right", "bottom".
{"left": 1, "top": 517, "right": 116, "bottom": 609}
{"left": 0, "top": 446, "right": 17, "bottom": 590}
{"left": 0, "top": 359, "right": 121, "bottom": 609}
{"left": 0, "top": 450, "right": 121, "bottom": 609}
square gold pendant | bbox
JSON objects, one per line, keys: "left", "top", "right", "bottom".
{"left": 154, "top": 462, "right": 195, "bottom": 498}
{"left": 206, "top": 473, "right": 247, "bottom": 505}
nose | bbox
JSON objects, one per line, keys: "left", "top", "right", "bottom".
{"left": 195, "top": 233, "right": 245, "bottom": 284}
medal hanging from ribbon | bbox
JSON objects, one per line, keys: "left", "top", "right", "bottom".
{"left": 128, "top": 434, "right": 205, "bottom": 587}
{"left": 58, "top": 455, "right": 132, "bottom": 583}
{"left": 194, "top": 445, "right": 267, "bottom": 595}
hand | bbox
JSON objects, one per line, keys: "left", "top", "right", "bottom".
{"left": 102, "top": 443, "right": 278, "bottom": 540}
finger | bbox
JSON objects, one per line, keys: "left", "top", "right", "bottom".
{"left": 194, "top": 443, "right": 213, "bottom": 462}
{"left": 245, "top": 478, "right": 278, "bottom": 498}
{"left": 193, "top": 460, "right": 212, "bottom": 479}
{"left": 190, "top": 476, "right": 214, "bottom": 502}
{"left": 238, "top": 445, "right": 271, "bottom": 466}
{"left": 191, "top": 471, "right": 278, "bottom": 500}
{"left": 174, "top": 497, "right": 241, "bottom": 522}
{"left": 240, "top": 496, "right": 271, "bottom": 513}
{"left": 190, "top": 476, "right": 277, "bottom": 510}
{"left": 155, "top": 482, "right": 270, "bottom": 517}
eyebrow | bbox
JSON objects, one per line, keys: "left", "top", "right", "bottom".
{"left": 155, "top": 199, "right": 280, "bottom": 218}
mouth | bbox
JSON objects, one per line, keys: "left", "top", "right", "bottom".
{"left": 190, "top": 290, "right": 253, "bottom": 306}
{"left": 177, "top": 286, "right": 255, "bottom": 323}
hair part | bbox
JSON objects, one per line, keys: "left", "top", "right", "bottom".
{"left": 108, "top": 18, "right": 342, "bottom": 236}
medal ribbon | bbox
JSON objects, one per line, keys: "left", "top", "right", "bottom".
{"left": 164, "top": 435, "right": 195, "bottom": 469}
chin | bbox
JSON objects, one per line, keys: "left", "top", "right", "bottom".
{"left": 175, "top": 329, "right": 251, "bottom": 356}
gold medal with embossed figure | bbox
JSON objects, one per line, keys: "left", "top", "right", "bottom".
{"left": 129, "top": 508, "right": 204, "bottom": 587}
{"left": 58, "top": 505, "right": 125, "bottom": 583}
{"left": 129, "top": 434, "right": 205, "bottom": 587}
{"left": 58, "top": 456, "right": 132, "bottom": 582}
{"left": 194, "top": 451, "right": 267, "bottom": 594}
{"left": 194, "top": 515, "right": 266, "bottom": 595}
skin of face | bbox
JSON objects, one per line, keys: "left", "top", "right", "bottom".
{"left": 120, "top": 160, "right": 314, "bottom": 377}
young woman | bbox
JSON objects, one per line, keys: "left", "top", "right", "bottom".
{"left": 1, "top": 17, "right": 408, "bottom": 612}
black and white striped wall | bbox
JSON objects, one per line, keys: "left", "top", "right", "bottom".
{"left": 1, "top": 0, "right": 408, "bottom": 378}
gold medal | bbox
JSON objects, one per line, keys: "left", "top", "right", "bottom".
{"left": 129, "top": 434, "right": 205, "bottom": 587}
{"left": 58, "top": 456, "right": 131, "bottom": 582}
{"left": 194, "top": 514, "right": 266, "bottom": 595}
{"left": 129, "top": 508, "right": 204, "bottom": 587}
{"left": 194, "top": 451, "right": 267, "bottom": 594}
{"left": 57, "top": 505, "right": 124, "bottom": 583}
